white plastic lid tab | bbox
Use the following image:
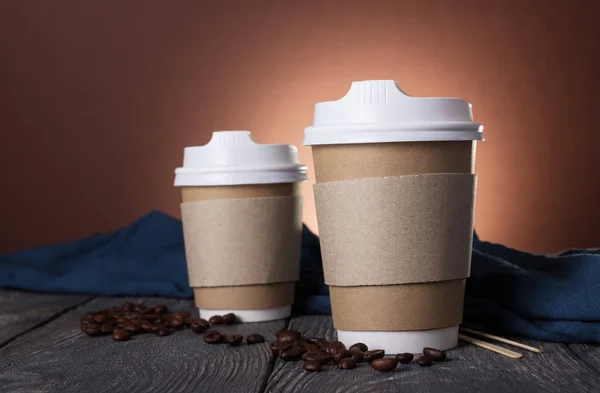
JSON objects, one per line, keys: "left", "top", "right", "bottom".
{"left": 175, "top": 131, "right": 307, "bottom": 186}
{"left": 304, "top": 80, "right": 484, "bottom": 145}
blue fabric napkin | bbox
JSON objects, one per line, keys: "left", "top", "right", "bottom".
{"left": 1, "top": 211, "right": 599, "bottom": 343}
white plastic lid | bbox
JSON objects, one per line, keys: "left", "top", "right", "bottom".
{"left": 174, "top": 131, "right": 307, "bottom": 186}
{"left": 304, "top": 80, "right": 484, "bottom": 145}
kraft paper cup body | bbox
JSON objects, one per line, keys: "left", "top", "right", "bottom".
{"left": 175, "top": 131, "right": 307, "bottom": 323}
{"left": 305, "top": 80, "right": 483, "bottom": 353}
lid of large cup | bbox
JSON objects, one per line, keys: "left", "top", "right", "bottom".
{"left": 174, "top": 131, "right": 307, "bottom": 186}
{"left": 304, "top": 80, "right": 483, "bottom": 145}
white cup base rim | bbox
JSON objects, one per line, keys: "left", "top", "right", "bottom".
{"left": 337, "top": 325, "right": 459, "bottom": 354}
{"left": 198, "top": 306, "right": 291, "bottom": 323}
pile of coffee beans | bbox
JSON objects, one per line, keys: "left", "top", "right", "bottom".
{"left": 268, "top": 329, "right": 448, "bottom": 373}
{"left": 79, "top": 301, "right": 238, "bottom": 342}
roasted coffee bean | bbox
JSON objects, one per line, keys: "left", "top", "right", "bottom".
{"left": 116, "top": 316, "right": 127, "bottom": 325}
{"left": 279, "top": 345, "right": 302, "bottom": 361}
{"left": 364, "top": 349, "right": 385, "bottom": 362}
{"left": 81, "top": 312, "right": 95, "bottom": 321}
{"left": 125, "top": 322, "right": 143, "bottom": 335}
{"left": 326, "top": 341, "right": 346, "bottom": 355}
{"left": 173, "top": 311, "right": 190, "bottom": 320}
{"left": 208, "top": 315, "right": 224, "bottom": 325}
{"left": 226, "top": 334, "right": 243, "bottom": 346}
{"left": 350, "top": 350, "right": 365, "bottom": 363}
{"left": 123, "top": 301, "right": 135, "bottom": 312}
{"left": 150, "top": 324, "right": 164, "bottom": 333}
{"left": 307, "top": 337, "right": 328, "bottom": 348}
{"left": 333, "top": 350, "right": 352, "bottom": 364}
{"left": 247, "top": 334, "right": 265, "bottom": 345}
{"left": 395, "top": 353, "right": 414, "bottom": 364}
{"left": 276, "top": 330, "right": 302, "bottom": 345}
{"left": 112, "top": 329, "right": 131, "bottom": 341}
{"left": 222, "top": 313, "right": 236, "bottom": 325}
{"left": 416, "top": 355, "right": 433, "bottom": 366}
{"left": 143, "top": 314, "right": 161, "bottom": 322}
{"left": 302, "top": 350, "right": 331, "bottom": 365}
{"left": 303, "top": 360, "right": 322, "bottom": 372}
{"left": 154, "top": 304, "right": 168, "bottom": 314}
{"left": 93, "top": 313, "right": 108, "bottom": 324}
{"left": 107, "top": 306, "right": 121, "bottom": 315}
{"left": 270, "top": 342, "right": 282, "bottom": 357}
{"left": 371, "top": 357, "right": 398, "bottom": 372}
{"left": 349, "top": 342, "right": 368, "bottom": 352}
{"left": 204, "top": 330, "right": 223, "bottom": 344}
{"left": 189, "top": 319, "right": 208, "bottom": 334}
{"left": 154, "top": 317, "right": 166, "bottom": 325}
{"left": 156, "top": 328, "right": 171, "bottom": 337}
{"left": 134, "top": 303, "right": 147, "bottom": 313}
{"left": 82, "top": 324, "right": 101, "bottom": 337}
{"left": 169, "top": 318, "right": 184, "bottom": 330}
{"left": 338, "top": 358, "right": 357, "bottom": 370}
{"left": 141, "top": 321, "right": 153, "bottom": 333}
{"left": 100, "top": 323, "right": 115, "bottom": 335}
{"left": 423, "top": 347, "right": 446, "bottom": 361}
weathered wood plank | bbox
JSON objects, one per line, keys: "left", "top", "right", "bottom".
{"left": 0, "top": 289, "right": 92, "bottom": 347}
{"left": 569, "top": 344, "right": 600, "bottom": 373}
{"left": 0, "top": 296, "right": 286, "bottom": 393}
{"left": 265, "top": 315, "right": 600, "bottom": 393}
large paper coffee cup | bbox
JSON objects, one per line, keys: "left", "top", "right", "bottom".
{"left": 175, "top": 131, "right": 307, "bottom": 322}
{"left": 304, "top": 80, "right": 483, "bottom": 353}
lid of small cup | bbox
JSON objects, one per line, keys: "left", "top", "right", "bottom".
{"left": 304, "top": 80, "right": 484, "bottom": 145}
{"left": 174, "top": 131, "right": 307, "bottom": 186}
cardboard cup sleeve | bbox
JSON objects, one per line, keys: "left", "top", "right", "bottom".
{"left": 180, "top": 196, "right": 303, "bottom": 287}
{"left": 314, "top": 173, "right": 476, "bottom": 286}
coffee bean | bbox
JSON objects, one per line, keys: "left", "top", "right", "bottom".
{"left": 395, "top": 353, "right": 414, "bottom": 364}
{"left": 307, "top": 338, "right": 328, "bottom": 348}
{"left": 82, "top": 324, "right": 101, "bottom": 337}
{"left": 270, "top": 342, "right": 282, "bottom": 357}
{"left": 141, "top": 321, "right": 153, "bottom": 333}
{"left": 143, "top": 314, "right": 161, "bottom": 322}
{"left": 338, "top": 358, "right": 357, "bottom": 370}
{"left": 116, "top": 316, "right": 127, "bottom": 325}
{"left": 173, "top": 311, "right": 190, "bottom": 320}
{"left": 222, "top": 313, "right": 236, "bottom": 325}
{"left": 301, "top": 351, "right": 331, "bottom": 365}
{"left": 279, "top": 345, "right": 302, "bottom": 361}
{"left": 303, "top": 360, "right": 322, "bottom": 372}
{"left": 189, "top": 319, "right": 208, "bottom": 334}
{"left": 416, "top": 355, "right": 433, "bottom": 366}
{"left": 100, "top": 323, "right": 115, "bottom": 335}
{"left": 123, "top": 301, "right": 134, "bottom": 312}
{"left": 326, "top": 341, "right": 346, "bottom": 355}
{"left": 371, "top": 357, "right": 398, "bottom": 372}
{"left": 154, "top": 317, "right": 166, "bottom": 325}
{"left": 125, "top": 322, "right": 142, "bottom": 335}
{"left": 112, "top": 329, "right": 131, "bottom": 341}
{"left": 154, "top": 304, "right": 168, "bottom": 314}
{"left": 364, "top": 349, "right": 385, "bottom": 362}
{"left": 333, "top": 350, "right": 352, "bottom": 364}
{"left": 276, "top": 330, "right": 302, "bottom": 345}
{"left": 107, "top": 306, "right": 120, "bottom": 315}
{"left": 209, "top": 315, "right": 223, "bottom": 325}
{"left": 134, "top": 303, "right": 147, "bottom": 313}
{"left": 204, "top": 330, "right": 223, "bottom": 344}
{"left": 226, "top": 334, "right": 243, "bottom": 346}
{"left": 292, "top": 340, "right": 310, "bottom": 354}
{"left": 169, "top": 318, "right": 184, "bottom": 330}
{"left": 93, "top": 313, "right": 108, "bottom": 324}
{"left": 349, "top": 342, "right": 368, "bottom": 352}
{"left": 423, "top": 347, "right": 446, "bottom": 361}
{"left": 150, "top": 324, "right": 164, "bottom": 333}
{"left": 156, "top": 328, "right": 171, "bottom": 337}
{"left": 247, "top": 334, "right": 265, "bottom": 345}
{"left": 350, "top": 350, "right": 365, "bottom": 363}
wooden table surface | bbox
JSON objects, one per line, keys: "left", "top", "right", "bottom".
{"left": 1, "top": 289, "right": 599, "bottom": 393}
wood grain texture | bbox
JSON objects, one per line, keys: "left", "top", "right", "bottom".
{"left": 0, "top": 296, "right": 286, "bottom": 393}
{"left": 0, "top": 289, "right": 92, "bottom": 347}
{"left": 265, "top": 316, "right": 600, "bottom": 393}
{"left": 569, "top": 344, "right": 600, "bottom": 373}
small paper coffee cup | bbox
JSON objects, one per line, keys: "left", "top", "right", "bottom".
{"left": 175, "top": 131, "right": 307, "bottom": 322}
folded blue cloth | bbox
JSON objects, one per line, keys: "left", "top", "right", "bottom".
{"left": 1, "top": 211, "right": 599, "bottom": 343}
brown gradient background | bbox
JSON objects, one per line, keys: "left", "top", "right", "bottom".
{"left": 0, "top": 0, "right": 598, "bottom": 254}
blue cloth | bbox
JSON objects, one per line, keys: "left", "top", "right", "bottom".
{"left": 1, "top": 211, "right": 599, "bottom": 343}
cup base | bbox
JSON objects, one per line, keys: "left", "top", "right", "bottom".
{"left": 198, "top": 306, "right": 291, "bottom": 323}
{"left": 336, "top": 325, "right": 458, "bottom": 354}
